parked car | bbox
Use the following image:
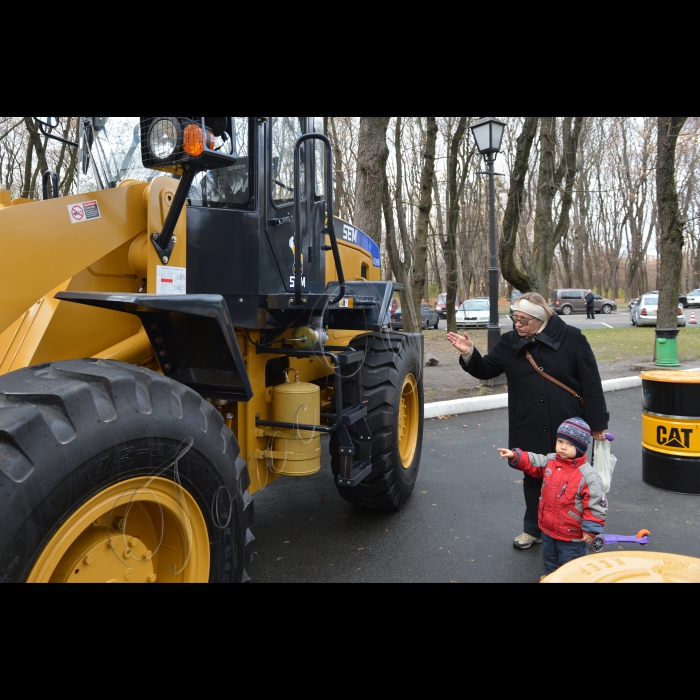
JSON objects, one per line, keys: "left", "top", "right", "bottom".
{"left": 435, "top": 292, "right": 463, "bottom": 319}
{"left": 390, "top": 305, "right": 440, "bottom": 331}
{"left": 456, "top": 299, "right": 491, "bottom": 329}
{"left": 687, "top": 290, "right": 700, "bottom": 308}
{"left": 630, "top": 294, "right": 687, "bottom": 327}
{"left": 645, "top": 291, "right": 688, "bottom": 309}
{"left": 550, "top": 289, "right": 617, "bottom": 316}
{"left": 629, "top": 298, "right": 639, "bottom": 310}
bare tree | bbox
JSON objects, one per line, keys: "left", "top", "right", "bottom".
{"left": 657, "top": 117, "right": 689, "bottom": 328}
{"left": 500, "top": 117, "right": 539, "bottom": 292}
{"left": 354, "top": 117, "right": 391, "bottom": 243}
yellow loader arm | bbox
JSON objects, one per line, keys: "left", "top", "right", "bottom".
{"left": 0, "top": 178, "right": 185, "bottom": 373}
{"left": 0, "top": 184, "right": 148, "bottom": 333}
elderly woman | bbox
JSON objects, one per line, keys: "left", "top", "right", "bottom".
{"left": 447, "top": 293, "right": 610, "bottom": 551}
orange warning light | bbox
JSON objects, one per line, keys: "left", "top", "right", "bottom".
{"left": 183, "top": 125, "right": 215, "bottom": 158}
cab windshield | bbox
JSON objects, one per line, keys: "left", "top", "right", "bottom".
{"left": 79, "top": 117, "right": 158, "bottom": 192}
{"left": 78, "top": 117, "right": 253, "bottom": 210}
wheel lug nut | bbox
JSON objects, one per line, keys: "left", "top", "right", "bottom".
{"left": 124, "top": 569, "right": 134, "bottom": 581}
{"left": 84, "top": 555, "right": 95, "bottom": 566}
{"left": 147, "top": 574, "right": 157, "bottom": 584}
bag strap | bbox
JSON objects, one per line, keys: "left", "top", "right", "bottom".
{"left": 525, "top": 351, "right": 584, "bottom": 405}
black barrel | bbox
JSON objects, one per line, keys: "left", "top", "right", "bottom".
{"left": 642, "top": 371, "right": 700, "bottom": 495}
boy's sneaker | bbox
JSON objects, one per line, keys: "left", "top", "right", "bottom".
{"left": 514, "top": 533, "right": 542, "bottom": 550}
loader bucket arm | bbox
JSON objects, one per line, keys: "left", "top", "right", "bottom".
{"left": 0, "top": 183, "right": 149, "bottom": 334}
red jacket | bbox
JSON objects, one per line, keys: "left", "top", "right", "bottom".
{"left": 510, "top": 450, "right": 607, "bottom": 543}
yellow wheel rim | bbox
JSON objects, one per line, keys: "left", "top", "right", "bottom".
{"left": 27, "top": 477, "right": 210, "bottom": 584}
{"left": 398, "top": 373, "right": 420, "bottom": 469}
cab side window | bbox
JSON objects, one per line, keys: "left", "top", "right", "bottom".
{"left": 271, "top": 117, "right": 305, "bottom": 206}
{"left": 188, "top": 117, "right": 251, "bottom": 209}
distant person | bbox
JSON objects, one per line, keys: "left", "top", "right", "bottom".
{"left": 447, "top": 292, "right": 610, "bottom": 552}
{"left": 586, "top": 290, "right": 596, "bottom": 320}
{"left": 498, "top": 418, "right": 608, "bottom": 575}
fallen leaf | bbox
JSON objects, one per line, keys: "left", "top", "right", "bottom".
{"left": 422, "top": 491, "right": 429, "bottom": 495}
{"left": 687, "top": 521, "right": 694, "bottom": 525}
{"left": 358, "top": 548, "right": 365, "bottom": 551}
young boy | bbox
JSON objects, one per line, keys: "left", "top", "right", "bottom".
{"left": 498, "top": 418, "right": 608, "bottom": 575}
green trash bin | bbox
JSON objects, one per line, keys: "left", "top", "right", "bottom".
{"left": 655, "top": 329, "right": 681, "bottom": 368}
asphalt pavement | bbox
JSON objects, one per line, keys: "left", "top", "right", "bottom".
{"left": 247, "top": 388, "right": 700, "bottom": 583}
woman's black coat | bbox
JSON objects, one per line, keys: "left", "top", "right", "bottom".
{"left": 460, "top": 315, "right": 609, "bottom": 454}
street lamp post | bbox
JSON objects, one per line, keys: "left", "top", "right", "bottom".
{"left": 471, "top": 117, "right": 507, "bottom": 353}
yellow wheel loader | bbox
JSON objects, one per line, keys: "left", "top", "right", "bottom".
{"left": 0, "top": 117, "right": 424, "bottom": 584}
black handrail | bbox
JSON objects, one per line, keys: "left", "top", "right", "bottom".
{"left": 293, "top": 133, "right": 345, "bottom": 306}
{"left": 42, "top": 170, "right": 59, "bottom": 200}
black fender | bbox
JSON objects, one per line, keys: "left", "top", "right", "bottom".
{"left": 56, "top": 292, "right": 253, "bottom": 403}
{"left": 324, "top": 281, "right": 402, "bottom": 332}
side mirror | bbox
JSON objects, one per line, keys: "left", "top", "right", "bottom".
{"left": 34, "top": 117, "right": 60, "bottom": 129}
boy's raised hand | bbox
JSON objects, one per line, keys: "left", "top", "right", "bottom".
{"left": 498, "top": 449, "right": 516, "bottom": 461}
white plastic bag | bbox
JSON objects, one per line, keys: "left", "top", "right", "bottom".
{"left": 593, "top": 440, "right": 617, "bottom": 494}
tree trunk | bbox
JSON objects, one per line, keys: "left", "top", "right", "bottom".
{"left": 532, "top": 117, "right": 584, "bottom": 297}
{"left": 445, "top": 117, "right": 469, "bottom": 333}
{"left": 354, "top": 117, "right": 391, "bottom": 244}
{"left": 328, "top": 117, "right": 346, "bottom": 221}
{"left": 409, "top": 117, "right": 438, "bottom": 332}
{"left": 657, "top": 117, "right": 689, "bottom": 328}
{"left": 500, "top": 116, "right": 539, "bottom": 293}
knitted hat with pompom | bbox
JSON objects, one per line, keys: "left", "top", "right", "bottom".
{"left": 557, "top": 417, "right": 592, "bottom": 457}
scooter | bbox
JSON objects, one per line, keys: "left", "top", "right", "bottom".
{"left": 590, "top": 530, "right": 652, "bottom": 554}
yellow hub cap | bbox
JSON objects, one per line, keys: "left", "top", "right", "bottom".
{"left": 398, "top": 374, "right": 419, "bottom": 469}
{"left": 27, "top": 477, "right": 210, "bottom": 584}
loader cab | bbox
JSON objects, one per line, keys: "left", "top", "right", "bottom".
{"left": 181, "top": 117, "right": 330, "bottom": 327}
{"left": 76, "top": 117, "right": 329, "bottom": 326}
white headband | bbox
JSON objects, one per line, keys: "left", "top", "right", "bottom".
{"left": 514, "top": 298, "right": 548, "bottom": 323}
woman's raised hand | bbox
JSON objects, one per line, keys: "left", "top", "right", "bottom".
{"left": 447, "top": 332, "right": 473, "bottom": 355}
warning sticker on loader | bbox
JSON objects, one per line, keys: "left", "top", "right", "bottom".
{"left": 156, "top": 266, "right": 187, "bottom": 295}
{"left": 68, "top": 200, "right": 101, "bottom": 224}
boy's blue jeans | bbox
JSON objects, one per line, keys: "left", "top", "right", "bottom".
{"left": 542, "top": 534, "right": 588, "bottom": 575}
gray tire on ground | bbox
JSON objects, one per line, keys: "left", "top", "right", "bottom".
{"left": 0, "top": 359, "right": 253, "bottom": 583}
{"left": 331, "top": 332, "right": 424, "bottom": 511}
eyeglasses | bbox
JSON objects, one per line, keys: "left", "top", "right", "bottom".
{"left": 509, "top": 314, "right": 539, "bottom": 327}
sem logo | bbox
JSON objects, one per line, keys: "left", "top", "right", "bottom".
{"left": 657, "top": 426, "right": 694, "bottom": 450}
{"left": 343, "top": 224, "right": 358, "bottom": 244}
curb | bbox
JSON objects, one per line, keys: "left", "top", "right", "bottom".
{"left": 424, "top": 375, "right": 643, "bottom": 420}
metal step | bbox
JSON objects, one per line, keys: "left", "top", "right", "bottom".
{"left": 341, "top": 405, "right": 368, "bottom": 426}
{"left": 337, "top": 461, "right": 373, "bottom": 488}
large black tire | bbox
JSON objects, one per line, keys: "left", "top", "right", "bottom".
{"left": 0, "top": 359, "right": 253, "bottom": 584}
{"left": 331, "top": 332, "right": 424, "bottom": 510}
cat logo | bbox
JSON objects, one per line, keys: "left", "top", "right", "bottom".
{"left": 657, "top": 426, "right": 694, "bottom": 450}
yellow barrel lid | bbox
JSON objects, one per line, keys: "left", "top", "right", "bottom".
{"left": 641, "top": 371, "right": 700, "bottom": 384}
{"left": 543, "top": 552, "right": 700, "bottom": 583}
